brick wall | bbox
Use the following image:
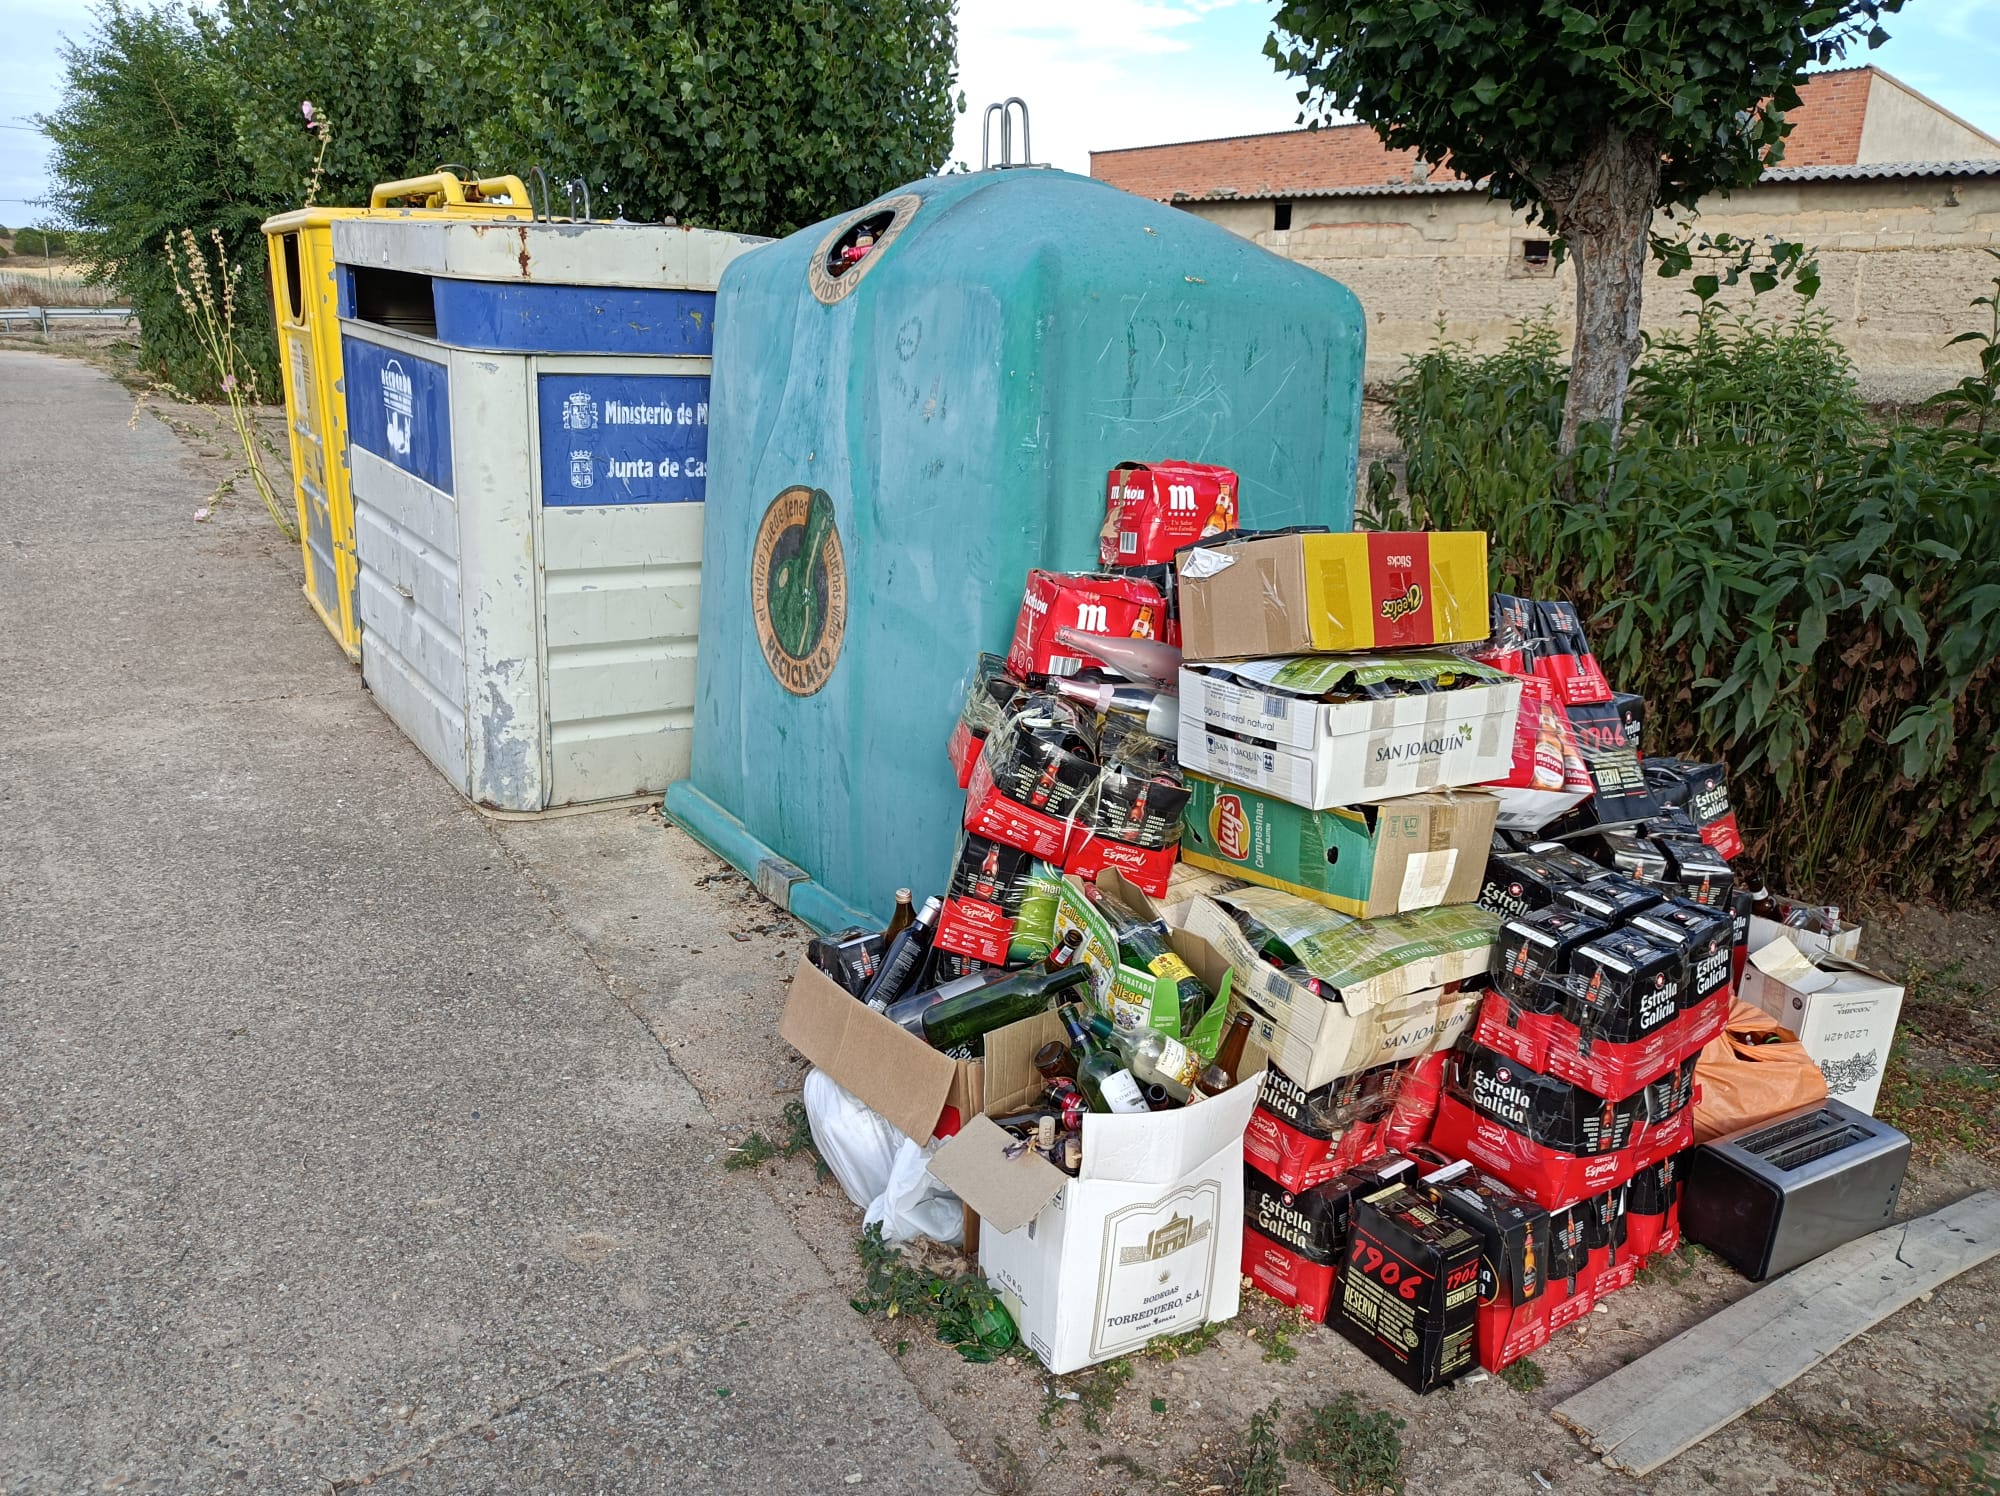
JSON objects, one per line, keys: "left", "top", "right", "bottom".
{"left": 1190, "top": 176, "right": 2000, "bottom": 402}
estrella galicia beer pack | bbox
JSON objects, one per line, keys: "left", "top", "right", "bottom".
{"left": 1006, "top": 570, "right": 1166, "bottom": 678}
{"left": 1099, "top": 461, "right": 1240, "bottom": 569}
{"left": 1175, "top": 530, "right": 1490, "bottom": 661}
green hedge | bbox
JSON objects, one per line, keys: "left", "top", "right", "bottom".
{"left": 1365, "top": 275, "right": 2000, "bottom": 905}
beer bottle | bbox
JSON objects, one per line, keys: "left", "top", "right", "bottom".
{"left": 882, "top": 888, "right": 917, "bottom": 945}
{"left": 921, "top": 963, "right": 1090, "bottom": 1059}
{"left": 1194, "top": 1011, "right": 1254, "bottom": 1097}
{"left": 1043, "top": 929, "right": 1085, "bottom": 972}
{"left": 860, "top": 896, "right": 942, "bottom": 1011}
{"left": 1059, "top": 1004, "right": 1148, "bottom": 1114}
{"left": 1087, "top": 888, "right": 1209, "bottom": 1036}
{"left": 1086, "top": 1013, "right": 1197, "bottom": 1102}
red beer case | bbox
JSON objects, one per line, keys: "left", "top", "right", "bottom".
{"left": 1006, "top": 570, "right": 1167, "bottom": 679}
{"left": 1099, "top": 461, "right": 1240, "bottom": 569}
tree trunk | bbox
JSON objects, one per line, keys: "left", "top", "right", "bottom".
{"left": 1534, "top": 128, "right": 1661, "bottom": 454}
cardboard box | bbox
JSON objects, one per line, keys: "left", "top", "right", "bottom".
{"left": 1738, "top": 938, "right": 1904, "bottom": 1114}
{"left": 1180, "top": 776, "right": 1499, "bottom": 918}
{"left": 1178, "top": 657, "right": 1520, "bottom": 811}
{"left": 1747, "top": 901, "right": 1862, "bottom": 964}
{"left": 927, "top": 1064, "right": 1265, "bottom": 1374}
{"left": 1176, "top": 530, "right": 1490, "bottom": 661}
{"left": 1100, "top": 460, "right": 1239, "bottom": 569}
{"left": 778, "top": 957, "right": 981, "bottom": 1145}
{"left": 1174, "top": 893, "right": 1486, "bottom": 1088}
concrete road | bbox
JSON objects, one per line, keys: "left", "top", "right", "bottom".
{"left": 0, "top": 350, "right": 984, "bottom": 1494}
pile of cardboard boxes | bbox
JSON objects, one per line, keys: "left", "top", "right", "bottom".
{"left": 778, "top": 461, "right": 1910, "bottom": 1386}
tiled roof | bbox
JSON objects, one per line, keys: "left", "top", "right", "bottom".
{"left": 1090, "top": 66, "right": 1900, "bottom": 202}
{"left": 1163, "top": 157, "right": 2000, "bottom": 204}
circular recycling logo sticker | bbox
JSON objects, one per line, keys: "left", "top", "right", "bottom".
{"left": 751, "top": 485, "right": 847, "bottom": 697}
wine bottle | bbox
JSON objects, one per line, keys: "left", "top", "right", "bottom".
{"left": 920, "top": 963, "right": 1090, "bottom": 1059}
{"left": 1086, "top": 1014, "right": 1197, "bottom": 1102}
{"left": 860, "top": 896, "right": 942, "bottom": 1010}
{"left": 1059, "top": 1005, "right": 1147, "bottom": 1114}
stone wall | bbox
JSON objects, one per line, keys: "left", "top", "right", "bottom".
{"left": 1190, "top": 176, "right": 2000, "bottom": 401}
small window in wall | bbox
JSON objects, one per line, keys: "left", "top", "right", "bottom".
{"left": 1511, "top": 237, "right": 1558, "bottom": 279}
{"left": 1274, "top": 201, "right": 1294, "bottom": 232}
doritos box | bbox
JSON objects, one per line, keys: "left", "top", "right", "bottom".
{"left": 1530, "top": 601, "right": 1613, "bottom": 705}
{"left": 1334, "top": 1184, "right": 1484, "bottom": 1393}
{"left": 1006, "top": 571, "right": 1166, "bottom": 679}
{"left": 1564, "top": 701, "right": 1660, "bottom": 824}
{"left": 1100, "top": 461, "right": 1240, "bottom": 569}
{"left": 1566, "top": 930, "right": 1683, "bottom": 1046}
{"left": 1176, "top": 530, "right": 1490, "bottom": 660}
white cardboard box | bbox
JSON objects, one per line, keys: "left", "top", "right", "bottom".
{"left": 928, "top": 1078, "right": 1264, "bottom": 1375}
{"left": 1177, "top": 660, "right": 1520, "bottom": 810}
{"left": 1739, "top": 937, "right": 1904, "bottom": 1114}
{"left": 1747, "top": 903, "right": 1862, "bottom": 965}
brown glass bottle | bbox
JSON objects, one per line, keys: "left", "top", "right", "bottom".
{"left": 1043, "top": 929, "right": 1085, "bottom": 971}
{"left": 1035, "top": 1040, "right": 1077, "bottom": 1084}
{"left": 881, "top": 888, "right": 916, "bottom": 945}
{"left": 1195, "top": 1011, "right": 1254, "bottom": 1097}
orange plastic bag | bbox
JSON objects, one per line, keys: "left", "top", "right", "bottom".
{"left": 1692, "top": 1000, "right": 1829, "bottom": 1143}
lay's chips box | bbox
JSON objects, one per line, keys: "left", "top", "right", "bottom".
{"left": 1176, "top": 530, "right": 1489, "bottom": 661}
{"left": 1179, "top": 773, "right": 1497, "bottom": 918}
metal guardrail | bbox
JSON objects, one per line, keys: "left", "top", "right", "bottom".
{"left": 0, "top": 306, "right": 138, "bottom": 332}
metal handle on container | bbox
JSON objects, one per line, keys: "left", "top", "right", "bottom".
{"left": 369, "top": 171, "right": 533, "bottom": 209}
{"left": 980, "top": 98, "right": 1035, "bottom": 170}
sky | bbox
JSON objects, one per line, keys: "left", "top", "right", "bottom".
{"left": 5, "top": 0, "right": 2000, "bottom": 226}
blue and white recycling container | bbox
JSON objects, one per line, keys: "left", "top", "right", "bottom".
{"left": 331, "top": 218, "right": 761, "bottom": 810}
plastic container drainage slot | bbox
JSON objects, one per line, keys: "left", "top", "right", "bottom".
{"left": 666, "top": 165, "right": 1369, "bottom": 932}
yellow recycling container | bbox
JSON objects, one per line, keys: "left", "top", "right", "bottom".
{"left": 264, "top": 172, "right": 532, "bottom": 658}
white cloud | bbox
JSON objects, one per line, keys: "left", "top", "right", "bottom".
{"left": 948, "top": 0, "right": 1304, "bottom": 173}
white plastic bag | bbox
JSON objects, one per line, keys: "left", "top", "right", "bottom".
{"left": 802, "top": 1068, "right": 901, "bottom": 1210}
{"left": 864, "top": 1137, "right": 965, "bottom": 1247}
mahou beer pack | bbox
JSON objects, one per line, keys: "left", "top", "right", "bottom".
{"left": 1099, "top": 461, "right": 1240, "bottom": 569}
{"left": 1006, "top": 571, "right": 1166, "bottom": 679}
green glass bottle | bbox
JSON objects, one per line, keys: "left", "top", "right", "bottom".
{"left": 921, "top": 963, "right": 1089, "bottom": 1059}
{"left": 1059, "top": 1005, "right": 1148, "bottom": 1114}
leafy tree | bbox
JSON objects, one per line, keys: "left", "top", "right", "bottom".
{"left": 453, "top": 0, "right": 961, "bottom": 234}
{"left": 38, "top": 2, "right": 276, "bottom": 397}
{"left": 1269, "top": 1, "right": 1902, "bottom": 451}
{"left": 208, "top": 0, "right": 491, "bottom": 210}
{"left": 13, "top": 227, "right": 70, "bottom": 257}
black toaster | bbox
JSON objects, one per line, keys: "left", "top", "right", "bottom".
{"left": 1682, "top": 1099, "right": 1910, "bottom": 1280}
